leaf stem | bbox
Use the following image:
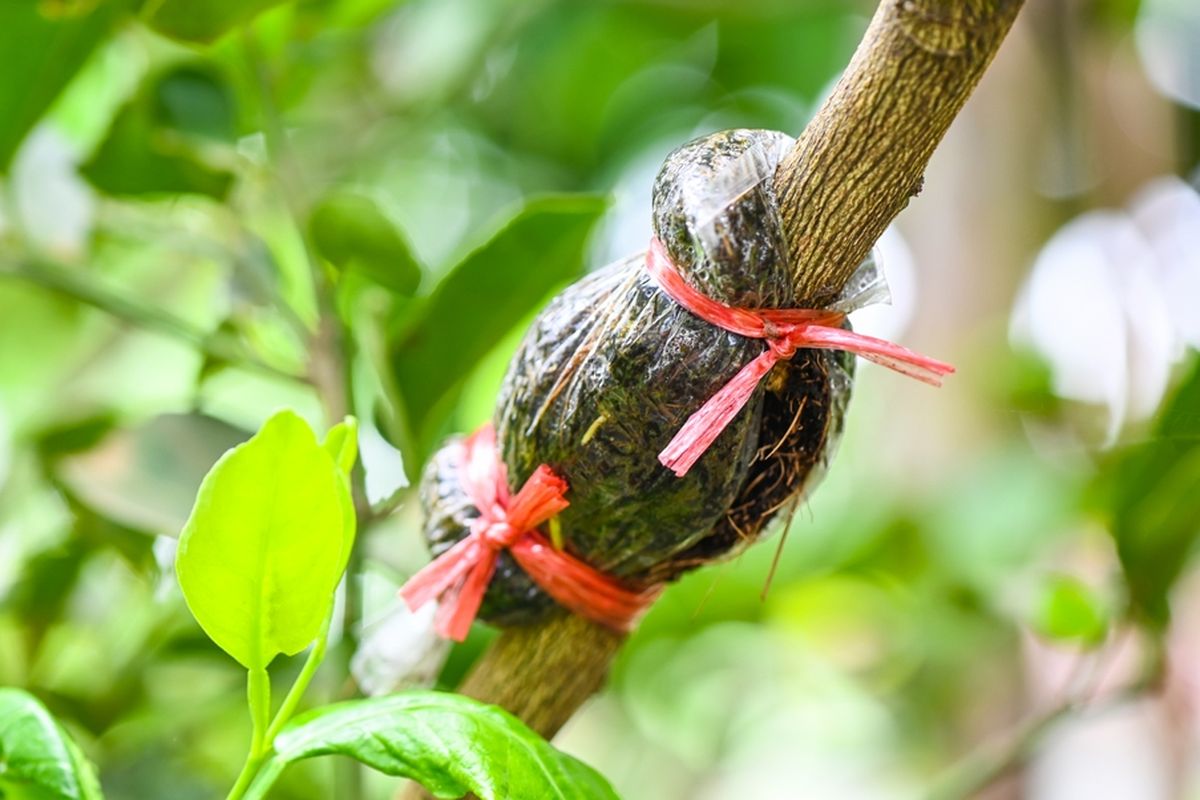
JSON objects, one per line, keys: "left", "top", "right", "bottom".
{"left": 226, "top": 611, "right": 335, "bottom": 800}
{"left": 227, "top": 667, "right": 273, "bottom": 800}
{"left": 249, "top": 667, "right": 272, "bottom": 754}
{"left": 266, "top": 610, "right": 333, "bottom": 743}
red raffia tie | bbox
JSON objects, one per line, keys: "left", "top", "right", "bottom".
{"left": 646, "top": 236, "right": 956, "bottom": 478}
{"left": 400, "top": 424, "right": 662, "bottom": 641}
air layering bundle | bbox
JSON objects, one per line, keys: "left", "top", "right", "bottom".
{"left": 403, "top": 129, "right": 953, "bottom": 640}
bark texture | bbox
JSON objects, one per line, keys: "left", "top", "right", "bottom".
{"left": 457, "top": 614, "right": 626, "bottom": 736}
{"left": 401, "top": 2, "right": 1022, "bottom": 796}
{"left": 777, "top": 0, "right": 1024, "bottom": 306}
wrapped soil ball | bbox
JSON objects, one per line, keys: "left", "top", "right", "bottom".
{"left": 411, "top": 129, "right": 952, "bottom": 633}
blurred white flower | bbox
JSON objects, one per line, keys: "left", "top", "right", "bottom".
{"left": 1028, "top": 699, "right": 1171, "bottom": 800}
{"left": 11, "top": 127, "right": 94, "bottom": 259}
{"left": 1011, "top": 180, "right": 1200, "bottom": 443}
{"left": 351, "top": 601, "right": 450, "bottom": 696}
{"left": 1130, "top": 176, "right": 1200, "bottom": 349}
{"left": 1136, "top": 0, "right": 1200, "bottom": 110}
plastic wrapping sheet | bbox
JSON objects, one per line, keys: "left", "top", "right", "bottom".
{"left": 422, "top": 129, "right": 886, "bottom": 626}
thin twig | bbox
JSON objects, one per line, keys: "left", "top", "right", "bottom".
{"left": 928, "top": 626, "right": 1161, "bottom": 800}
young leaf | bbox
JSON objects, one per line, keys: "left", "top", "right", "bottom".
{"left": 1033, "top": 575, "right": 1108, "bottom": 646}
{"left": 176, "top": 410, "right": 355, "bottom": 670}
{"left": 81, "top": 66, "right": 236, "bottom": 198}
{"left": 0, "top": 688, "right": 104, "bottom": 800}
{"left": 309, "top": 192, "right": 422, "bottom": 296}
{"left": 322, "top": 417, "right": 359, "bottom": 477}
{"left": 387, "top": 194, "right": 607, "bottom": 450}
{"left": 322, "top": 417, "right": 359, "bottom": 576}
{"left": 244, "top": 692, "right": 619, "bottom": 800}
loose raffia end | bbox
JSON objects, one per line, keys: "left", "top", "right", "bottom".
{"left": 646, "top": 237, "right": 954, "bottom": 478}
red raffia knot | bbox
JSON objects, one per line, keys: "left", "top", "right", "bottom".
{"left": 646, "top": 236, "right": 956, "bottom": 478}
{"left": 400, "top": 423, "right": 662, "bottom": 641}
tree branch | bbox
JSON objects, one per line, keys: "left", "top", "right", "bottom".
{"left": 777, "top": 0, "right": 1024, "bottom": 305}
{"left": 402, "top": 2, "right": 1024, "bottom": 794}
{"left": 458, "top": 615, "right": 625, "bottom": 736}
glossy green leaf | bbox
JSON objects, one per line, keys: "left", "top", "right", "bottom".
{"left": 1103, "top": 356, "right": 1200, "bottom": 626}
{"left": 0, "top": 688, "right": 103, "bottom": 800}
{"left": 176, "top": 410, "right": 355, "bottom": 670}
{"left": 0, "top": 1, "right": 127, "bottom": 172}
{"left": 81, "top": 65, "right": 236, "bottom": 198}
{"left": 244, "top": 692, "right": 620, "bottom": 800}
{"left": 1033, "top": 575, "right": 1108, "bottom": 646}
{"left": 142, "top": 0, "right": 290, "bottom": 45}
{"left": 310, "top": 192, "right": 421, "bottom": 296}
{"left": 388, "top": 194, "right": 607, "bottom": 447}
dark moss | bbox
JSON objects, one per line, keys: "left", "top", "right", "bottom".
{"left": 419, "top": 129, "right": 855, "bottom": 626}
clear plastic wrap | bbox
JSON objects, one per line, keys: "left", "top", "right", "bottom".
{"left": 421, "top": 129, "right": 883, "bottom": 626}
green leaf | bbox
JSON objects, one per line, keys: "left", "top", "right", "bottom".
{"left": 1102, "top": 356, "right": 1200, "bottom": 626}
{"left": 142, "top": 0, "right": 290, "bottom": 44}
{"left": 151, "top": 63, "right": 237, "bottom": 143}
{"left": 322, "top": 416, "right": 359, "bottom": 477}
{"left": 0, "top": 688, "right": 103, "bottom": 800}
{"left": 387, "top": 194, "right": 607, "bottom": 447}
{"left": 176, "top": 410, "right": 355, "bottom": 670}
{"left": 1033, "top": 575, "right": 1109, "bottom": 646}
{"left": 81, "top": 64, "right": 236, "bottom": 198}
{"left": 0, "top": 1, "right": 128, "bottom": 172}
{"left": 244, "top": 691, "right": 620, "bottom": 800}
{"left": 309, "top": 192, "right": 422, "bottom": 296}
{"left": 322, "top": 416, "right": 359, "bottom": 577}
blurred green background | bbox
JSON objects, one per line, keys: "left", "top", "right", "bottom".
{"left": 2, "top": 0, "right": 1200, "bottom": 798}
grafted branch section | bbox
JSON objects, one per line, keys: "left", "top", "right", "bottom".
{"left": 401, "top": 4, "right": 1024, "bottom": 796}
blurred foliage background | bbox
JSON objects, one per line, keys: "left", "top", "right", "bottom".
{"left": 1, "top": 0, "right": 1199, "bottom": 798}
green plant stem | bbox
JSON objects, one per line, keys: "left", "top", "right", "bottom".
{"left": 227, "top": 668, "right": 273, "bottom": 800}
{"left": 250, "top": 667, "right": 272, "bottom": 754}
{"left": 226, "top": 746, "right": 268, "bottom": 800}
{"left": 0, "top": 259, "right": 302, "bottom": 382}
{"left": 226, "top": 613, "right": 335, "bottom": 800}
{"left": 266, "top": 612, "right": 333, "bottom": 743}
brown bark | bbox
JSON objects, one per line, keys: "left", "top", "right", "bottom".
{"left": 456, "top": 614, "right": 625, "bottom": 736}
{"left": 776, "top": 0, "right": 1024, "bottom": 306}
{"left": 402, "top": 1, "right": 1023, "bottom": 796}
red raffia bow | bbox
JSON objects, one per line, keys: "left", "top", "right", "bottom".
{"left": 400, "top": 424, "right": 661, "bottom": 641}
{"left": 646, "top": 236, "right": 955, "bottom": 478}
